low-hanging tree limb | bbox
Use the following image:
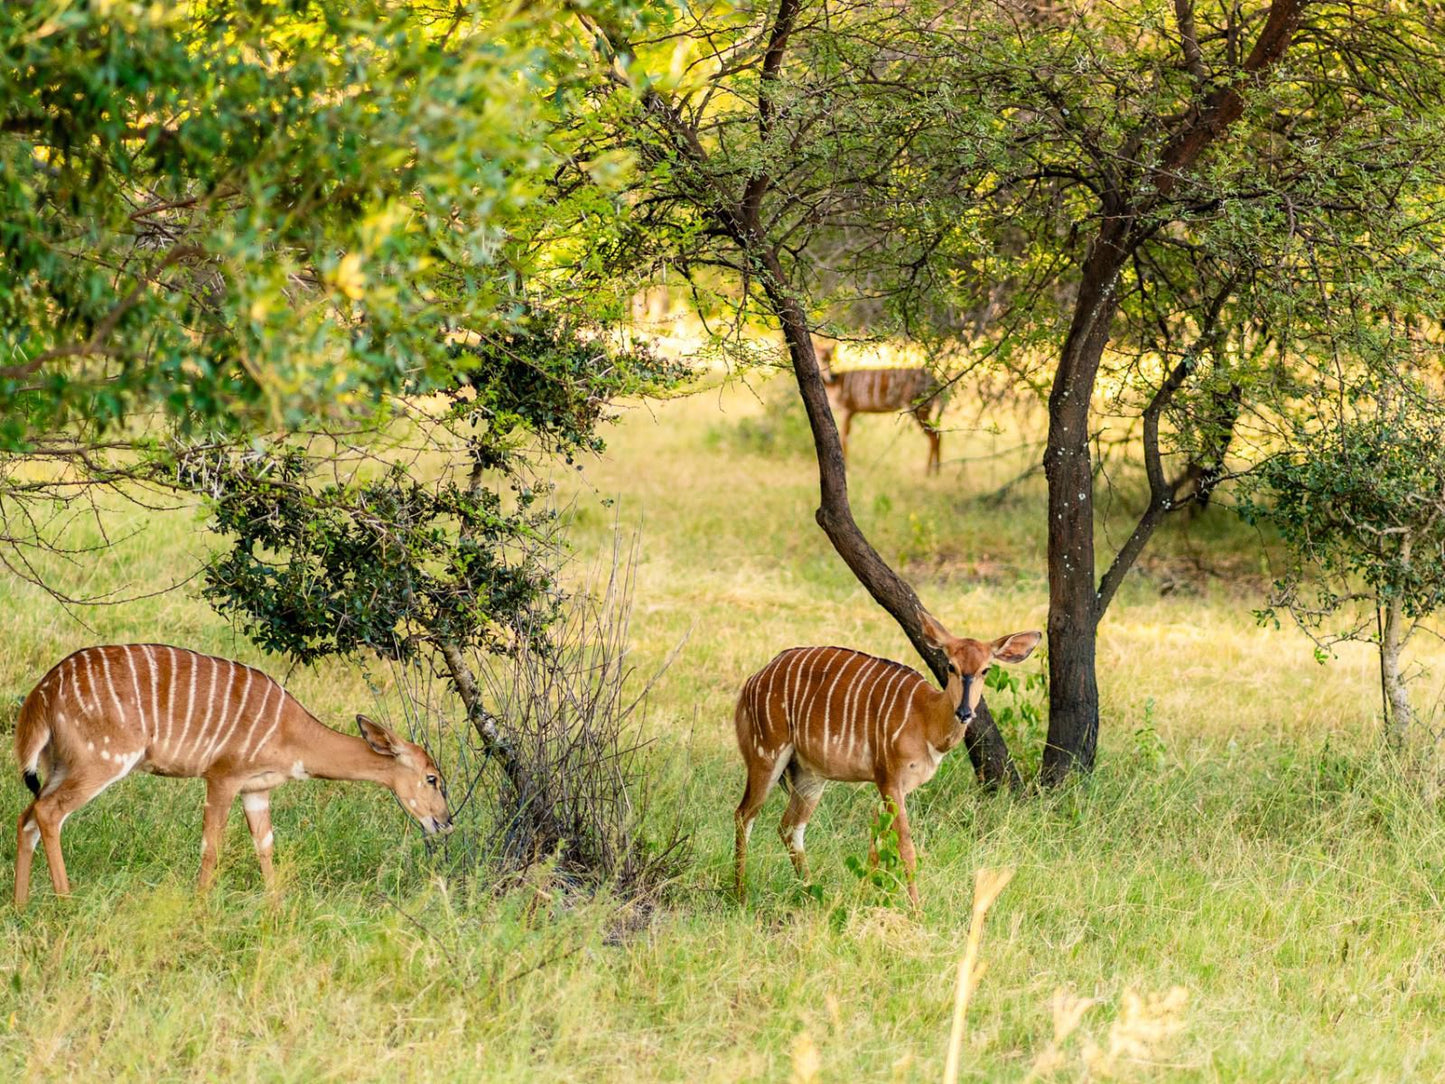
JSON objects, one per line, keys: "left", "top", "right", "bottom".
{"left": 585, "top": 6, "right": 1021, "bottom": 788}
{"left": 1095, "top": 280, "right": 1236, "bottom": 615}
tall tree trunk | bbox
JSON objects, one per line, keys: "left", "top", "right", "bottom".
{"left": 1040, "top": 218, "right": 1128, "bottom": 784}
{"left": 1380, "top": 594, "right": 1413, "bottom": 747}
{"left": 1380, "top": 539, "right": 1416, "bottom": 751}
{"left": 1038, "top": 0, "right": 1302, "bottom": 786}
{"left": 760, "top": 251, "right": 1020, "bottom": 790}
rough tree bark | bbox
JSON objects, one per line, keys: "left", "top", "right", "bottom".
{"left": 1039, "top": 0, "right": 1304, "bottom": 783}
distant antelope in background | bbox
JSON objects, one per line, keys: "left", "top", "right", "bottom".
{"left": 815, "top": 338, "right": 947, "bottom": 474}
{"left": 732, "top": 613, "right": 1040, "bottom": 907}
{"left": 13, "top": 644, "right": 451, "bottom": 907}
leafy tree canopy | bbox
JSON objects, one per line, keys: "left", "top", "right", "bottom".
{"left": 0, "top": 0, "right": 663, "bottom": 450}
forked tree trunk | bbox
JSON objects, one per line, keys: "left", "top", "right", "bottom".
{"left": 1037, "top": 0, "right": 1303, "bottom": 783}
{"left": 1040, "top": 218, "right": 1127, "bottom": 783}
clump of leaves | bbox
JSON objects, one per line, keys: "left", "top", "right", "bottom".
{"left": 1241, "top": 410, "right": 1445, "bottom": 745}
{"left": 192, "top": 308, "right": 691, "bottom": 666}
{"left": 193, "top": 451, "right": 556, "bottom": 666}
{"left": 986, "top": 660, "right": 1048, "bottom": 779}
{"left": 1244, "top": 415, "right": 1445, "bottom": 629}
{"left": 844, "top": 801, "right": 910, "bottom": 906}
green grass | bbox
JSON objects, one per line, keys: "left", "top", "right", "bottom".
{"left": 4, "top": 381, "right": 1445, "bottom": 1081}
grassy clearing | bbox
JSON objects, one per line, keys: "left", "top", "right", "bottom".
{"left": 4, "top": 380, "right": 1445, "bottom": 1081}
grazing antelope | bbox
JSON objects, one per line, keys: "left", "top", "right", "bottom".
{"left": 732, "top": 613, "right": 1040, "bottom": 907}
{"left": 12, "top": 644, "right": 451, "bottom": 907}
{"left": 816, "top": 341, "right": 946, "bottom": 474}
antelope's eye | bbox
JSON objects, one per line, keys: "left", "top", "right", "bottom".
{"left": 426, "top": 774, "right": 438, "bottom": 787}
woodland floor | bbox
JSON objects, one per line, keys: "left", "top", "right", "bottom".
{"left": 3, "top": 378, "right": 1445, "bottom": 1082}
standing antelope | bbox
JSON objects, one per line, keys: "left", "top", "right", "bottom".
{"left": 816, "top": 340, "right": 946, "bottom": 474}
{"left": 732, "top": 613, "right": 1040, "bottom": 907}
{"left": 13, "top": 644, "right": 451, "bottom": 907}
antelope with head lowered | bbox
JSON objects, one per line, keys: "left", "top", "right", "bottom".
{"left": 13, "top": 644, "right": 451, "bottom": 907}
{"left": 732, "top": 613, "right": 1040, "bottom": 907}
{"left": 815, "top": 338, "right": 947, "bottom": 474}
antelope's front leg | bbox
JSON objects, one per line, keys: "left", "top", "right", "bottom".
{"left": 880, "top": 784, "right": 921, "bottom": 910}
{"left": 241, "top": 791, "right": 276, "bottom": 887}
{"left": 198, "top": 777, "right": 241, "bottom": 893}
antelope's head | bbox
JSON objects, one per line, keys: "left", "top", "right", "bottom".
{"left": 919, "top": 612, "right": 1042, "bottom": 728}
{"left": 356, "top": 715, "right": 453, "bottom": 835}
{"left": 813, "top": 336, "right": 839, "bottom": 387}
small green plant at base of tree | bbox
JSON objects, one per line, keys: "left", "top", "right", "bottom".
{"left": 985, "top": 659, "right": 1049, "bottom": 780}
{"left": 843, "top": 800, "right": 909, "bottom": 906}
{"left": 1131, "top": 699, "right": 1170, "bottom": 776}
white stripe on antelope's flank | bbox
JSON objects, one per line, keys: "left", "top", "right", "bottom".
{"left": 831, "top": 654, "right": 861, "bottom": 758}
{"left": 161, "top": 646, "right": 179, "bottom": 748}
{"left": 55, "top": 656, "right": 72, "bottom": 712}
{"left": 843, "top": 657, "right": 882, "bottom": 759}
{"left": 238, "top": 679, "right": 276, "bottom": 761}
{"left": 761, "top": 651, "right": 785, "bottom": 713}
{"left": 843, "top": 653, "right": 872, "bottom": 757}
{"left": 796, "top": 649, "right": 836, "bottom": 734}
{"left": 199, "top": 661, "right": 240, "bottom": 769}
{"left": 181, "top": 648, "right": 198, "bottom": 755}
{"left": 210, "top": 665, "right": 256, "bottom": 766}
{"left": 76, "top": 653, "right": 100, "bottom": 722}
{"left": 779, "top": 648, "right": 807, "bottom": 723}
{"left": 99, "top": 648, "right": 127, "bottom": 728}
{"left": 892, "top": 681, "right": 923, "bottom": 742}
{"left": 757, "top": 655, "right": 787, "bottom": 742}
{"left": 849, "top": 660, "right": 890, "bottom": 759}
{"left": 123, "top": 647, "right": 147, "bottom": 740}
{"left": 819, "top": 654, "right": 852, "bottom": 752}
{"left": 143, "top": 646, "right": 162, "bottom": 746}
{"left": 184, "top": 654, "right": 219, "bottom": 769}
{"left": 784, "top": 647, "right": 818, "bottom": 726}
{"left": 843, "top": 659, "right": 878, "bottom": 757}
{"left": 247, "top": 682, "right": 288, "bottom": 760}
{"left": 871, "top": 667, "right": 907, "bottom": 749}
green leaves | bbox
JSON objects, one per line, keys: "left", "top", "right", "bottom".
{"left": 1243, "top": 409, "right": 1445, "bottom": 633}
{"left": 192, "top": 305, "right": 691, "bottom": 669}
{"left": 199, "top": 451, "right": 557, "bottom": 665}
{"left": 0, "top": 0, "right": 657, "bottom": 450}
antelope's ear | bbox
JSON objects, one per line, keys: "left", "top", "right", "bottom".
{"left": 919, "top": 610, "right": 955, "bottom": 650}
{"left": 991, "top": 631, "right": 1042, "bottom": 664}
{"left": 357, "top": 715, "right": 405, "bottom": 757}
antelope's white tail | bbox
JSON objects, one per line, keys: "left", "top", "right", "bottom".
{"left": 15, "top": 686, "right": 50, "bottom": 797}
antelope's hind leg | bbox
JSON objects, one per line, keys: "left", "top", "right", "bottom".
{"left": 27, "top": 757, "right": 137, "bottom": 903}
{"left": 14, "top": 803, "right": 40, "bottom": 908}
{"left": 778, "top": 767, "right": 825, "bottom": 883}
